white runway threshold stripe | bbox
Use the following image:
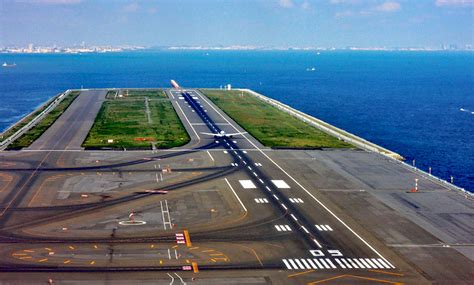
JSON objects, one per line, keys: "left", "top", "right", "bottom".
{"left": 282, "top": 258, "right": 394, "bottom": 270}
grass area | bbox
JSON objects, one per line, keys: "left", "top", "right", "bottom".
{"left": 7, "top": 91, "right": 81, "bottom": 150}
{"left": 82, "top": 98, "right": 189, "bottom": 149}
{"left": 201, "top": 89, "right": 352, "bottom": 149}
{"left": 106, "top": 89, "right": 167, "bottom": 100}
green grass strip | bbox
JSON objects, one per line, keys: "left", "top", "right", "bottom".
{"left": 201, "top": 89, "right": 352, "bottom": 149}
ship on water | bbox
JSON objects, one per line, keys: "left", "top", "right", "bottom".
{"left": 2, "top": 62, "right": 17, "bottom": 67}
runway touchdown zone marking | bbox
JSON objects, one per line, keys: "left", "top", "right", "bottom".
{"left": 315, "top": 225, "right": 333, "bottom": 231}
{"left": 271, "top": 180, "right": 291, "bottom": 189}
{"left": 275, "top": 225, "right": 292, "bottom": 232}
{"left": 254, "top": 198, "right": 269, "bottom": 204}
{"left": 239, "top": 180, "right": 257, "bottom": 189}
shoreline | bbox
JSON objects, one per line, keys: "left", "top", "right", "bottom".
{"left": 2, "top": 87, "right": 471, "bottom": 197}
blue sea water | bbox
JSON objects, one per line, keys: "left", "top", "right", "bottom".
{"left": 0, "top": 51, "right": 473, "bottom": 191}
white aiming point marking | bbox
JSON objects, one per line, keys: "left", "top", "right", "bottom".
{"left": 239, "top": 180, "right": 256, "bottom": 189}
{"left": 271, "top": 180, "right": 290, "bottom": 189}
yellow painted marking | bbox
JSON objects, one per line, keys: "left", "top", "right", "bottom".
{"left": 63, "top": 260, "right": 71, "bottom": 264}
{"left": 307, "top": 274, "right": 404, "bottom": 285}
{"left": 159, "top": 260, "right": 163, "bottom": 264}
{"left": 90, "top": 261, "right": 96, "bottom": 265}
{"left": 209, "top": 253, "right": 224, "bottom": 256}
{"left": 19, "top": 256, "right": 32, "bottom": 260}
{"left": 23, "top": 250, "right": 34, "bottom": 253}
{"left": 368, "top": 269, "right": 405, "bottom": 277}
{"left": 210, "top": 258, "right": 216, "bottom": 262}
{"left": 213, "top": 257, "right": 228, "bottom": 261}
{"left": 150, "top": 244, "right": 155, "bottom": 248}
{"left": 45, "top": 248, "right": 52, "bottom": 251}
{"left": 68, "top": 246, "right": 75, "bottom": 250}
{"left": 186, "top": 259, "right": 190, "bottom": 264}
{"left": 93, "top": 245, "right": 98, "bottom": 249}
{"left": 189, "top": 247, "right": 199, "bottom": 250}
{"left": 288, "top": 270, "right": 315, "bottom": 278}
{"left": 172, "top": 245, "right": 178, "bottom": 249}
{"left": 184, "top": 230, "right": 192, "bottom": 247}
{"left": 12, "top": 253, "right": 27, "bottom": 256}
{"left": 202, "top": 249, "right": 214, "bottom": 253}
{"left": 38, "top": 258, "right": 48, "bottom": 263}
{"left": 192, "top": 262, "right": 199, "bottom": 273}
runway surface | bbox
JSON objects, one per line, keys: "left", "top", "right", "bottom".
{"left": 0, "top": 88, "right": 472, "bottom": 284}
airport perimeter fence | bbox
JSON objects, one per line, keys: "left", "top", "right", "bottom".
{"left": 0, "top": 90, "right": 70, "bottom": 150}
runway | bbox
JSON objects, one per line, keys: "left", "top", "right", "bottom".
{"left": 0, "top": 88, "right": 471, "bottom": 284}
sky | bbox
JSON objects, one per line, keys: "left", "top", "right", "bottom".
{"left": 0, "top": 0, "right": 473, "bottom": 48}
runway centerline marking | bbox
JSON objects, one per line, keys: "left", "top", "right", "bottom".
{"left": 196, "top": 89, "right": 392, "bottom": 263}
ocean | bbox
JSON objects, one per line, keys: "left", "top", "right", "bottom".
{"left": 0, "top": 50, "right": 473, "bottom": 191}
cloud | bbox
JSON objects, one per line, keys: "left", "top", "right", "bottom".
{"left": 15, "top": 0, "right": 82, "bottom": 4}
{"left": 335, "top": 10, "right": 354, "bottom": 18}
{"left": 435, "top": 0, "right": 474, "bottom": 6}
{"left": 123, "top": 2, "right": 139, "bottom": 12}
{"left": 374, "top": 1, "right": 401, "bottom": 12}
{"left": 278, "top": 0, "right": 294, "bottom": 8}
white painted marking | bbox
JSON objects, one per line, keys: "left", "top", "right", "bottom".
{"left": 283, "top": 259, "right": 292, "bottom": 269}
{"left": 371, "top": 258, "right": 384, "bottom": 268}
{"left": 242, "top": 150, "right": 247, "bottom": 153}
{"left": 290, "top": 214, "right": 298, "bottom": 221}
{"left": 271, "top": 180, "right": 291, "bottom": 189}
{"left": 320, "top": 225, "right": 328, "bottom": 231}
{"left": 288, "top": 259, "right": 298, "bottom": 269}
{"left": 310, "top": 250, "right": 324, "bottom": 257}
{"left": 197, "top": 90, "right": 394, "bottom": 265}
{"left": 223, "top": 150, "right": 228, "bottom": 154}
{"left": 239, "top": 180, "right": 256, "bottom": 189}
{"left": 272, "top": 194, "right": 279, "bottom": 200}
{"left": 335, "top": 258, "right": 346, "bottom": 269}
{"left": 301, "top": 259, "right": 312, "bottom": 269}
{"left": 315, "top": 225, "right": 322, "bottom": 231}
{"left": 341, "top": 258, "right": 352, "bottom": 269}
{"left": 258, "top": 178, "right": 264, "bottom": 184}
{"left": 359, "top": 259, "right": 371, "bottom": 268}
{"left": 313, "top": 259, "right": 323, "bottom": 269}
{"left": 225, "top": 178, "right": 247, "bottom": 212}
{"left": 284, "top": 225, "right": 292, "bottom": 231}
{"left": 248, "top": 166, "right": 253, "bottom": 171}
{"left": 347, "top": 258, "right": 359, "bottom": 268}
{"left": 174, "top": 101, "right": 200, "bottom": 141}
{"left": 252, "top": 172, "right": 258, "bottom": 177}
{"left": 328, "top": 250, "right": 343, "bottom": 257}
{"left": 298, "top": 198, "right": 304, "bottom": 203}
{"left": 275, "top": 225, "right": 282, "bottom": 232}
{"left": 325, "top": 225, "right": 333, "bottom": 231}
{"left": 325, "top": 259, "right": 337, "bottom": 269}
{"left": 294, "top": 259, "right": 305, "bottom": 269}
{"left": 319, "top": 259, "right": 330, "bottom": 269}
{"left": 306, "top": 259, "right": 317, "bottom": 269}
{"left": 281, "top": 203, "right": 288, "bottom": 210}
{"left": 265, "top": 186, "right": 272, "bottom": 192}
{"left": 353, "top": 258, "right": 365, "bottom": 268}
{"left": 313, "top": 239, "right": 322, "bottom": 248}
{"left": 377, "top": 258, "right": 391, "bottom": 269}
{"left": 365, "top": 258, "right": 377, "bottom": 268}
{"left": 301, "top": 226, "right": 310, "bottom": 233}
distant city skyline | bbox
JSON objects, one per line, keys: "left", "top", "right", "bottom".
{"left": 1, "top": 0, "right": 473, "bottom": 48}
